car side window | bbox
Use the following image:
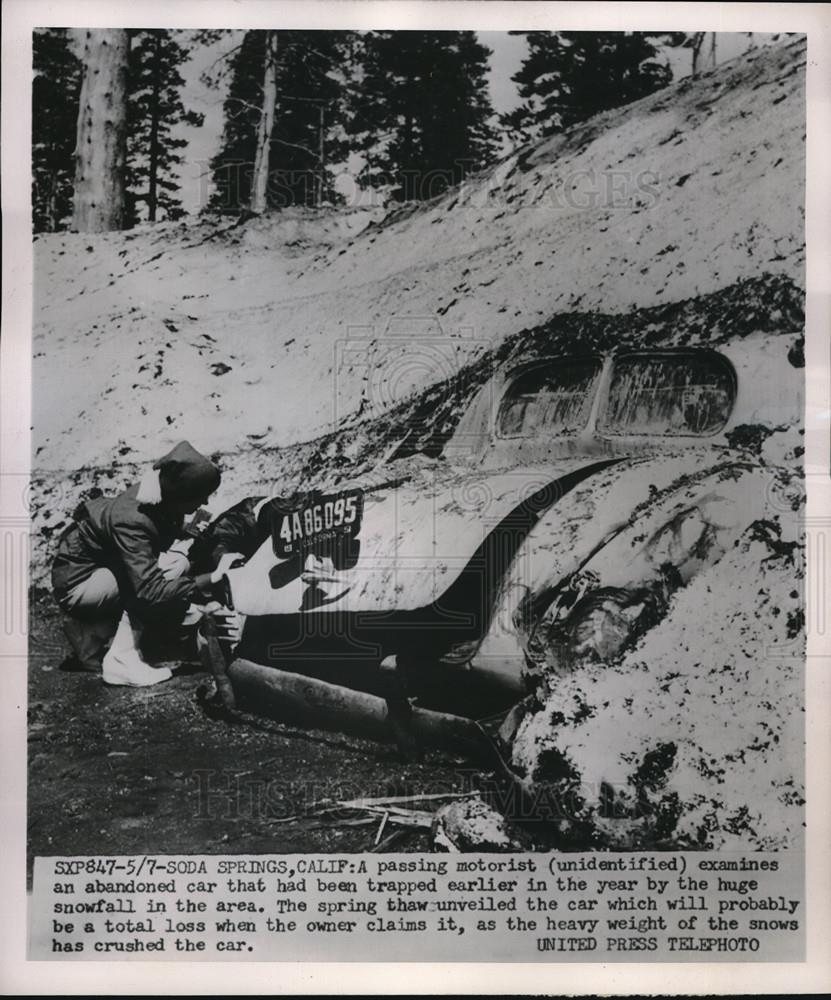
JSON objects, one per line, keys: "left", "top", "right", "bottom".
{"left": 600, "top": 352, "right": 735, "bottom": 436}
{"left": 497, "top": 359, "right": 602, "bottom": 438}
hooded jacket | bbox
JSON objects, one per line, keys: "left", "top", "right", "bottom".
{"left": 155, "top": 440, "right": 221, "bottom": 505}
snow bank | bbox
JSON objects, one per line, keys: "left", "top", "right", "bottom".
{"left": 32, "top": 38, "right": 804, "bottom": 473}
{"left": 511, "top": 510, "right": 804, "bottom": 850}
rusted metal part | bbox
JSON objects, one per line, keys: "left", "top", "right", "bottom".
{"left": 199, "top": 614, "right": 237, "bottom": 711}
{"left": 227, "top": 657, "right": 503, "bottom": 765}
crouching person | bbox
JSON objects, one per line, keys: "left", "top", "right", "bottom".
{"left": 51, "top": 440, "right": 237, "bottom": 687}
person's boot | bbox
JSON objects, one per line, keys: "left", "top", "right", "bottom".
{"left": 102, "top": 612, "right": 172, "bottom": 687}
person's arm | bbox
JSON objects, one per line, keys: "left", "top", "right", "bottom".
{"left": 110, "top": 516, "right": 213, "bottom": 615}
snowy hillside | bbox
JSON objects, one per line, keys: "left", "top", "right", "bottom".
{"left": 33, "top": 37, "right": 804, "bottom": 475}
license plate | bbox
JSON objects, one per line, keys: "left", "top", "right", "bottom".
{"left": 270, "top": 488, "right": 364, "bottom": 559}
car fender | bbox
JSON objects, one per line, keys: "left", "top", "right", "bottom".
{"left": 470, "top": 454, "right": 775, "bottom": 687}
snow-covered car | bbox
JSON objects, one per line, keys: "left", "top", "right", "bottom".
{"left": 199, "top": 328, "right": 802, "bottom": 723}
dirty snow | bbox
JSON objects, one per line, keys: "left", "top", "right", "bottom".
{"left": 33, "top": 38, "right": 804, "bottom": 472}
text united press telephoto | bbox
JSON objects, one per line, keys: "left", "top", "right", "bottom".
{"left": 28, "top": 25, "right": 806, "bottom": 962}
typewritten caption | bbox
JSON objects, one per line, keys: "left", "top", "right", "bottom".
{"left": 30, "top": 853, "right": 804, "bottom": 962}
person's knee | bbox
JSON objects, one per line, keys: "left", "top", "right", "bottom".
{"left": 60, "top": 567, "right": 121, "bottom": 615}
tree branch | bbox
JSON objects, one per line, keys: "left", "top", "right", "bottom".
{"left": 200, "top": 38, "right": 247, "bottom": 88}
{"left": 270, "top": 136, "right": 317, "bottom": 158}
{"left": 228, "top": 96, "right": 264, "bottom": 117}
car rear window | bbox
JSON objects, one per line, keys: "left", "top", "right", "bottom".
{"left": 497, "top": 359, "right": 601, "bottom": 437}
{"left": 600, "top": 352, "right": 735, "bottom": 436}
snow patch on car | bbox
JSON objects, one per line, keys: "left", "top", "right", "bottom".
{"left": 510, "top": 509, "right": 804, "bottom": 850}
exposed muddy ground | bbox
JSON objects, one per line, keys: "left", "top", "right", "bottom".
{"left": 27, "top": 596, "right": 481, "bottom": 886}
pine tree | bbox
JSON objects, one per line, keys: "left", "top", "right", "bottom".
{"left": 126, "top": 30, "right": 204, "bottom": 224}
{"left": 210, "top": 30, "right": 355, "bottom": 213}
{"left": 72, "top": 29, "right": 130, "bottom": 233}
{"left": 348, "top": 31, "right": 497, "bottom": 202}
{"left": 32, "top": 28, "right": 83, "bottom": 233}
{"left": 502, "top": 32, "right": 673, "bottom": 145}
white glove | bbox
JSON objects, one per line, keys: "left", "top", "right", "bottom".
{"left": 183, "top": 601, "right": 224, "bottom": 628}
{"left": 210, "top": 552, "right": 245, "bottom": 584}
{"left": 181, "top": 604, "right": 203, "bottom": 628}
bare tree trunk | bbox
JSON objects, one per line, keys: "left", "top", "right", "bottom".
{"left": 317, "top": 104, "right": 325, "bottom": 206}
{"left": 250, "top": 31, "right": 278, "bottom": 214}
{"left": 71, "top": 29, "right": 129, "bottom": 232}
{"left": 46, "top": 163, "right": 58, "bottom": 232}
{"left": 401, "top": 71, "right": 414, "bottom": 201}
{"left": 707, "top": 32, "right": 717, "bottom": 70}
{"left": 690, "top": 32, "right": 705, "bottom": 79}
{"left": 147, "top": 33, "right": 162, "bottom": 223}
